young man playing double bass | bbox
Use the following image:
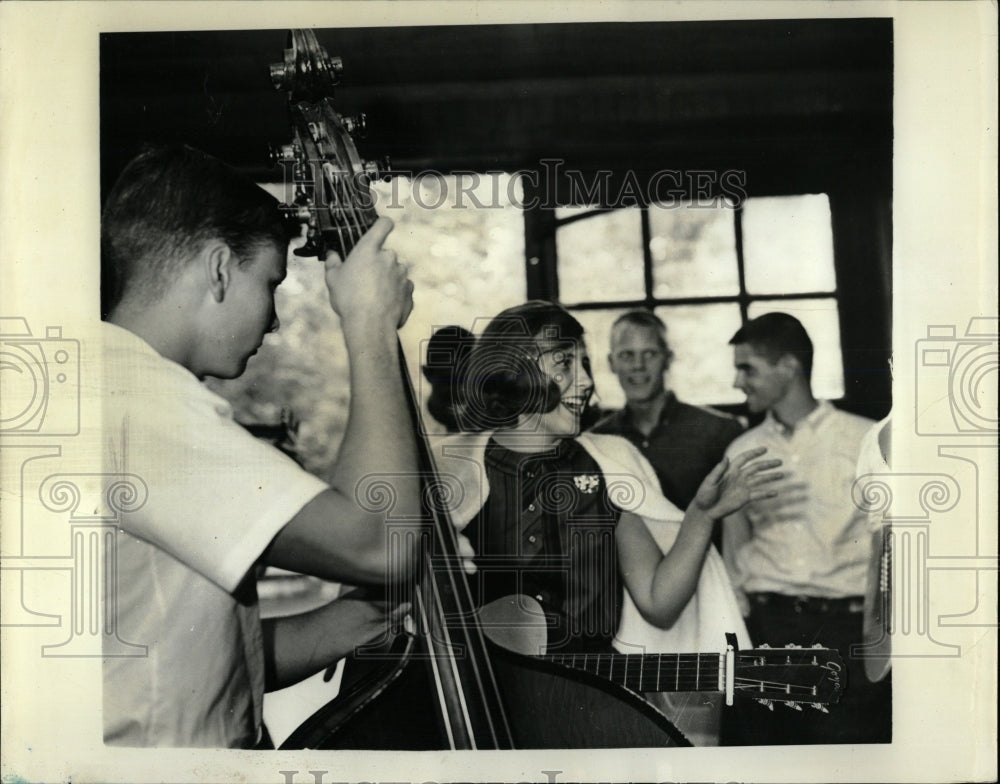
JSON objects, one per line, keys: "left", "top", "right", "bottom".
{"left": 98, "top": 144, "right": 429, "bottom": 748}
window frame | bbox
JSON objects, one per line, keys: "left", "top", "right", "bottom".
{"left": 525, "top": 197, "right": 849, "bottom": 409}
{"left": 549, "top": 201, "right": 840, "bottom": 317}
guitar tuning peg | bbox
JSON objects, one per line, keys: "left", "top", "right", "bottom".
{"left": 784, "top": 702, "right": 804, "bottom": 711}
{"left": 810, "top": 703, "right": 830, "bottom": 714}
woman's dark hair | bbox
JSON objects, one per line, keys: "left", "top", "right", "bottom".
{"left": 101, "top": 144, "right": 297, "bottom": 317}
{"left": 422, "top": 325, "right": 477, "bottom": 432}
{"left": 459, "top": 301, "right": 586, "bottom": 430}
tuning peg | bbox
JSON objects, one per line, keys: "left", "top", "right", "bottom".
{"left": 756, "top": 699, "right": 775, "bottom": 711}
{"left": 811, "top": 643, "right": 824, "bottom": 648}
{"left": 343, "top": 113, "right": 367, "bottom": 136}
{"left": 786, "top": 643, "right": 801, "bottom": 648}
{"left": 270, "top": 60, "right": 291, "bottom": 91}
{"left": 363, "top": 157, "right": 392, "bottom": 181}
{"left": 293, "top": 232, "right": 322, "bottom": 259}
{"left": 759, "top": 643, "right": 771, "bottom": 649}
{"left": 268, "top": 143, "right": 299, "bottom": 167}
{"left": 784, "top": 702, "right": 804, "bottom": 711}
{"left": 810, "top": 703, "right": 830, "bottom": 714}
{"left": 322, "top": 55, "right": 344, "bottom": 83}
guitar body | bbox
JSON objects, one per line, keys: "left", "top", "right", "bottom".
{"left": 488, "top": 641, "right": 690, "bottom": 748}
{"left": 280, "top": 634, "right": 689, "bottom": 749}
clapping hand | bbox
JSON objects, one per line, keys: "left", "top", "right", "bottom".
{"left": 693, "top": 446, "right": 783, "bottom": 520}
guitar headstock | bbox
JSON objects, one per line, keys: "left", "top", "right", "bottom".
{"left": 735, "top": 643, "right": 844, "bottom": 713}
{"left": 269, "top": 29, "right": 387, "bottom": 261}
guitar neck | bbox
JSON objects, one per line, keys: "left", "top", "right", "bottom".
{"left": 543, "top": 652, "right": 723, "bottom": 694}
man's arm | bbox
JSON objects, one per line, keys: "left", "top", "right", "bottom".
{"left": 261, "top": 589, "right": 408, "bottom": 691}
{"left": 264, "top": 218, "right": 421, "bottom": 585}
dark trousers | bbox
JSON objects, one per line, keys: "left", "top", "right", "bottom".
{"left": 722, "top": 595, "right": 892, "bottom": 745}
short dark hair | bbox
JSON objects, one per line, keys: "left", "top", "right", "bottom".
{"left": 101, "top": 144, "right": 295, "bottom": 316}
{"left": 461, "top": 301, "right": 585, "bottom": 430}
{"left": 729, "top": 312, "right": 814, "bottom": 378}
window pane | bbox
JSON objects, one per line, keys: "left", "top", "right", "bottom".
{"left": 570, "top": 307, "right": 633, "bottom": 411}
{"left": 556, "top": 208, "right": 645, "bottom": 303}
{"left": 215, "top": 175, "right": 528, "bottom": 454}
{"left": 654, "top": 304, "right": 746, "bottom": 406}
{"left": 747, "top": 298, "right": 845, "bottom": 400}
{"left": 741, "top": 194, "right": 836, "bottom": 295}
{"left": 648, "top": 202, "right": 740, "bottom": 298}
{"left": 575, "top": 304, "right": 746, "bottom": 410}
{"left": 368, "top": 174, "right": 527, "bottom": 383}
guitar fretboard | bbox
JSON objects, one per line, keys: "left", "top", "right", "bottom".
{"left": 544, "top": 652, "right": 722, "bottom": 693}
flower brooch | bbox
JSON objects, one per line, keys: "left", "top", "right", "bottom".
{"left": 573, "top": 474, "right": 600, "bottom": 494}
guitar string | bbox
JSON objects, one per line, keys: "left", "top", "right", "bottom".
{"left": 545, "top": 654, "right": 828, "bottom": 695}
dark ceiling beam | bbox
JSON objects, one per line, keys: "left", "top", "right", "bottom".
{"left": 100, "top": 19, "right": 892, "bottom": 192}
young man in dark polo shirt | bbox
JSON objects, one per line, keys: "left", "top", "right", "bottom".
{"left": 591, "top": 311, "right": 744, "bottom": 527}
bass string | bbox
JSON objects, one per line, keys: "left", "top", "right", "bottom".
{"left": 396, "top": 334, "right": 514, "bottom": 747}
{"left": 419, "top": 542, "right": 512, "bottom": 747}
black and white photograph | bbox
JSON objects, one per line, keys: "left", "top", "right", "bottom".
{"left": 1, "top": 2, "right": 996, "bottom": 782}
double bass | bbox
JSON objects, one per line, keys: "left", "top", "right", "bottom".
{"left": 268, "top": 30, "right": 841, "bottom": 750}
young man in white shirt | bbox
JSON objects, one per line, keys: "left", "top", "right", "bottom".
{"left": 721, "top": 312, "right": 890, "bottom": 745}
{"left": 99, "top": 144, "right": 430, "bottom": 747}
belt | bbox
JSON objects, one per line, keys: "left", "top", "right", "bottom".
{"left": 748, "top": 591, "right": 865, "bottom": 615}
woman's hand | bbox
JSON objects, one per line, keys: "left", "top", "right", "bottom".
{"left": 693, "top": 446, "right": 783, "bottom": 520}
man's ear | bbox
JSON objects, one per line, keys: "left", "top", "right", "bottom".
{"left": 203, "top": 241, "right": 234, "bottom": 303}
{"left": 776, "top": 353, "right": 802, "bottom": 377}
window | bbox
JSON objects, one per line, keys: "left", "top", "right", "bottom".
{"left": 552, "top": 194, "right": 844, "bottom": 408}
{"left": 216, "top": 175, "right": 528, "bottom": 472}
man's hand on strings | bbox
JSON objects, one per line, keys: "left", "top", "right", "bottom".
{"left": 324, "top": 217, "right": 414, "bottom": 330}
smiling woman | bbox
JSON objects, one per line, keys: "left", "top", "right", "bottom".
{"left": 431, "top": 300, "right": 785, "bottom": 744}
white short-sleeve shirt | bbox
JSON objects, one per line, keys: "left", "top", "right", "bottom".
{"left": 721, "top": 401, "right": 874, "bottom": 599}
{"left": 98, "top": 323, "right": 328, "bottom": 747}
